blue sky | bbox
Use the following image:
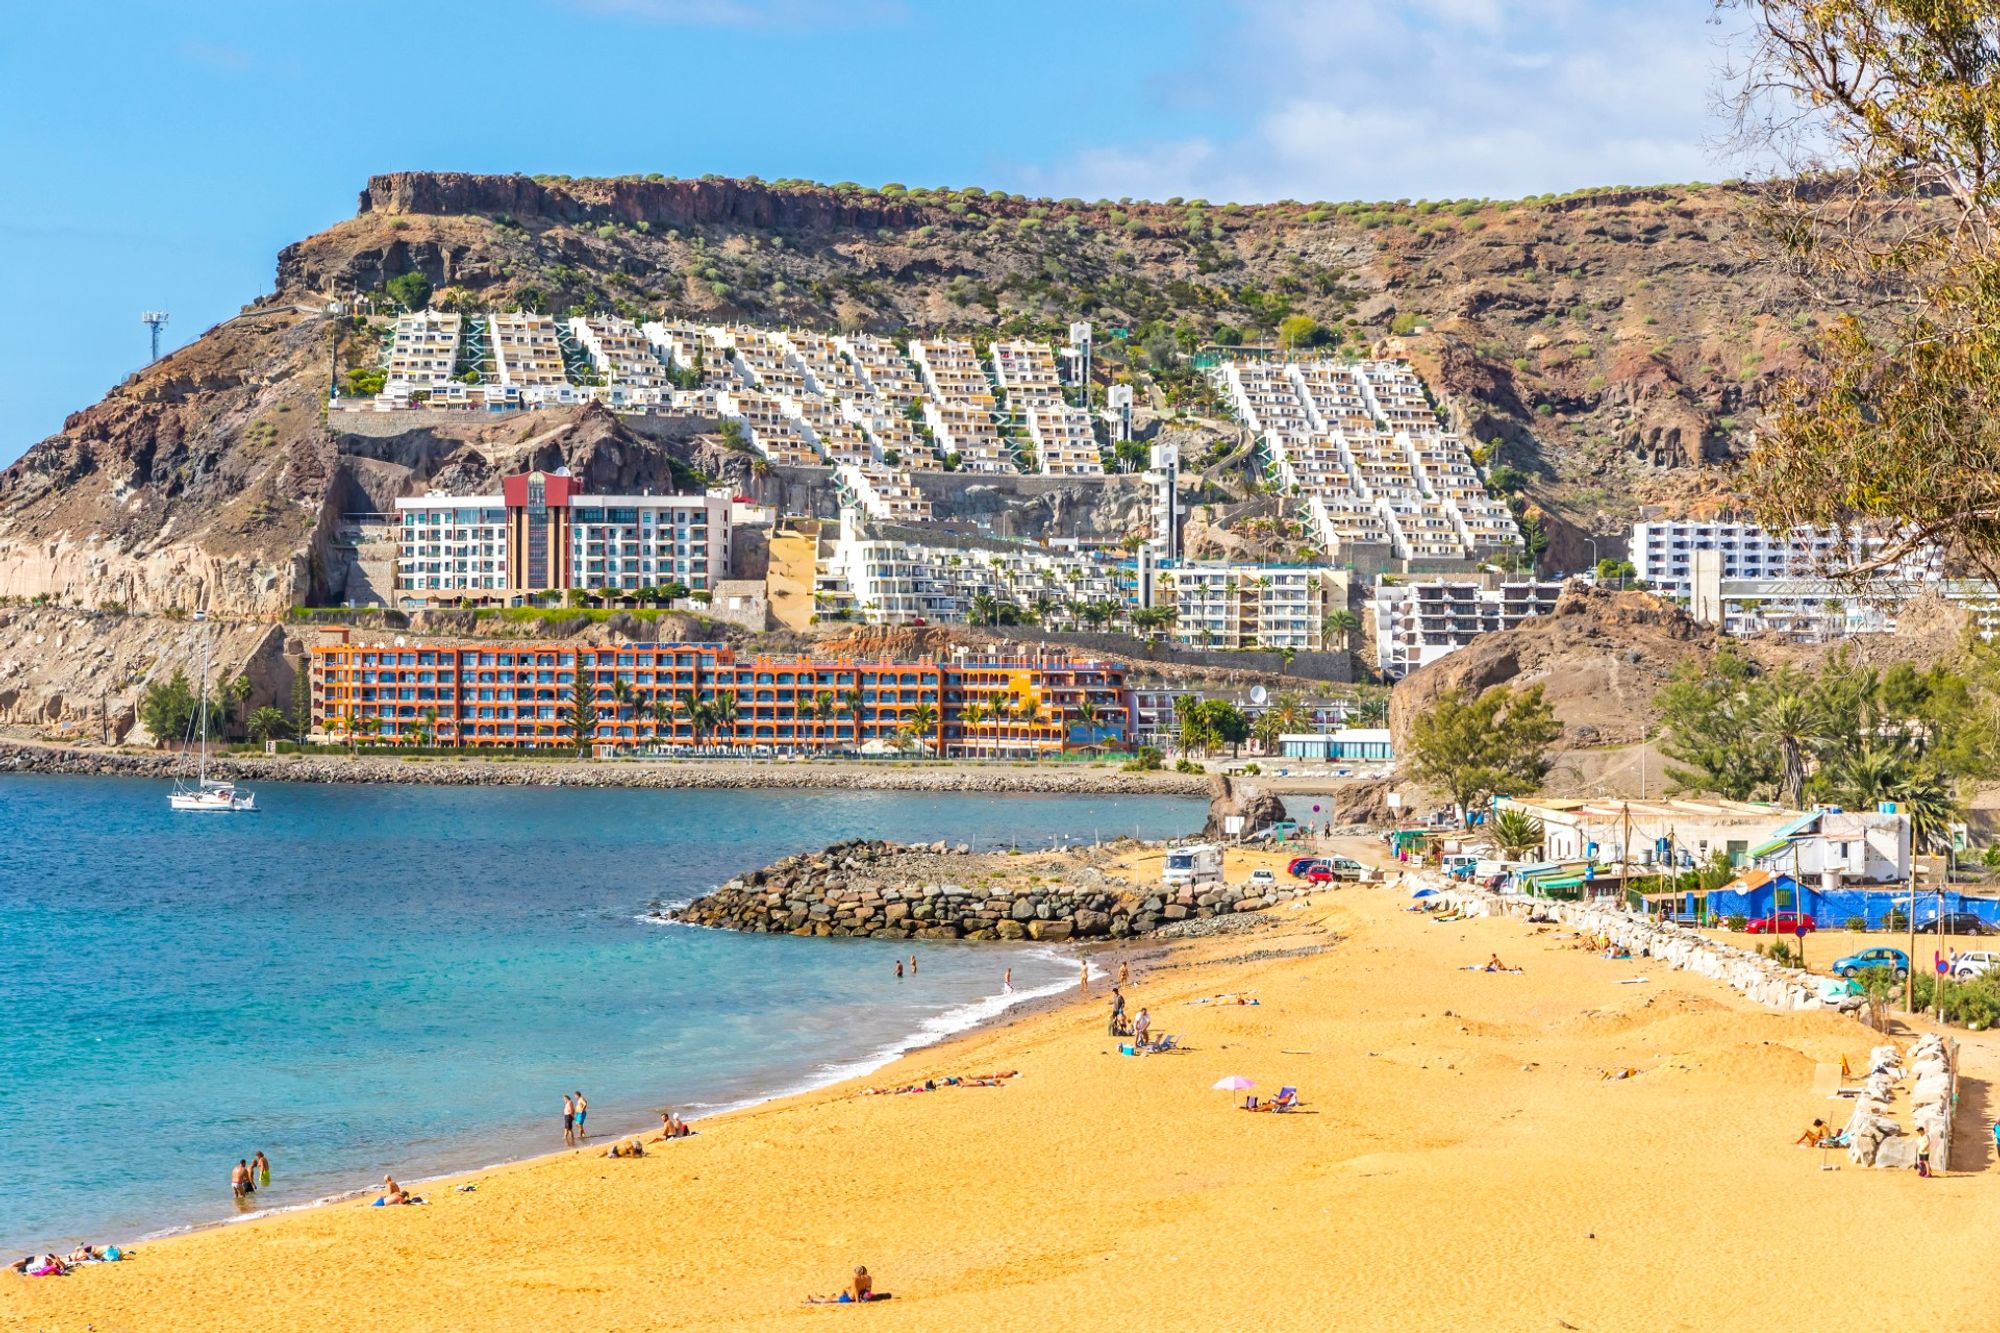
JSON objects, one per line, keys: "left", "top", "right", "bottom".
{"left": 0, "top": 0, "right": 1725, "bottom": 466}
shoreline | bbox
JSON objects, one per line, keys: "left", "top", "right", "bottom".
{"left": 38, "top": 940, "right": 1118, "bottom": 1260}
{"left": 0, "top": 737, "right": 1214, "bottom": 795}
{"left": 17, "top": 844, "right": 2000, "bottom": 1330}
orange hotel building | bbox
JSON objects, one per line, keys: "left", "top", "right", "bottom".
{"left": 311, "top": 630, "right": 1132, "bottom": 755}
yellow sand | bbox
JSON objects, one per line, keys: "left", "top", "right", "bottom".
{"left": 11, "top": 845, "right": 2000, "bottom": 1333}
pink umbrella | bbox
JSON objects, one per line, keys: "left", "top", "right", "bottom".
{"left": 1211, "top": 1076, "right": 1255, "bottom": 1091}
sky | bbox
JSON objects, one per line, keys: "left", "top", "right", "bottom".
{"left": 0, "top": 0, "right": 1733, "bottom": 466}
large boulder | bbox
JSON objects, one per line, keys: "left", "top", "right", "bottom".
{"left": 1203, "top": 775, "right": 1286, "bottom": 840}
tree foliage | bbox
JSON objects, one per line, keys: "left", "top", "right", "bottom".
{"left": 568, "top": 666, "right": 598, "bottom": 756}
{"left": 1725, "top": 2, "right": 2000, "bottom": 579}
{"left": 1491, "top": 806, "right": 1547, "bottom": 860}
{"left": 1657, "top": 646, "right": 1989, "bottom": 844}
{"left": 1405, "top": 684, "right": 1562, "bottom": 818}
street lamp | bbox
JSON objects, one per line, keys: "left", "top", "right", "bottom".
{"left": 1586, "top": 537, "right": 1601, "bottom": 578}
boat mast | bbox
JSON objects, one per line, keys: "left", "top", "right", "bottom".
{"left": 196, "top": 629, "right": 209, "bottom": 787}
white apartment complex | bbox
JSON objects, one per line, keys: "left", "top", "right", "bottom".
{"left": 1372, "top": 577, "right": 1566, "bottom": 677}
{"left": 488, "top": 313, "right": 569, "bottom": 388}
{"left": 1216, "top": 358, "right": 1520, "bottom": 565}
{"left": 1630, "top": 519, "right": 1945, "bottom": 640}
{"left": 383, "top": 312, "right": 463, "bottom": 391}
{"left": 1157, "top": 563, "right": 1347, "bottom": 652}
{"left": 817, "top": 513, "right": 1131, "bottom": 626}
{"left": 394, "top": 470, "right": 729, "bottom": 602}
{"left": 570, "top": 316, "right": 667, "bottom": 387}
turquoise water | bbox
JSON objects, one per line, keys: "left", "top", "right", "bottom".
{"left": 0, "top": 775, "right": 1200, "bottom": 1254}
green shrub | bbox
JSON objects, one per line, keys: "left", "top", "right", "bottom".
{"left": 1121, "top": 745, "right": 1164, "bottom": 772}
{"left": 1846, "top": 916, "right": 1867, "bottom": 932}
{"left": 1726, "top": 914, "right": 1748, "bottom": 931}
{"left": 1173, "top": 758, "right": 1203, "bottom": 775}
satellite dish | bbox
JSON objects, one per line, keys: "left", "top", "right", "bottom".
{"left": 394, "top": 636, "right": 407, "bottom": 647}
{"left": 1250, "top": 685, "right": 1269, "bottom": 706}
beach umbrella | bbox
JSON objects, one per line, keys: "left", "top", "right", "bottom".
{"left": 1412, "top": 887, "right": 1439, "bottom": 898}
{"left": 1211, "top": 1076, "right": 1255, "bottom": 1091}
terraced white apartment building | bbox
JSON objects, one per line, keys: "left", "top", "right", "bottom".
{"left": 1217, "top": 358, "right": 1520, "bottom": 568}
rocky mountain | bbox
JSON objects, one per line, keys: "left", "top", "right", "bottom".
{"left": 1, "top": 171, "right": 1811, "bottom": 621}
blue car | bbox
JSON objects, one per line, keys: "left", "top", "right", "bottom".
{"left": 1831, "top": 946, "right": 1909, "bottom": 980}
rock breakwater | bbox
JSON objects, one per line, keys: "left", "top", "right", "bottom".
{"left": 673, "top": 838, "right": 1316, "bottom": 940}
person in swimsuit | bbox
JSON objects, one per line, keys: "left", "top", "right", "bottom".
{"left": 909, "top": 954, "right": 917, "bottom": 976}
{"left": 253, "top": 1151, "right": 270, "bottom": 1189}
{"left": 562, "top": 1093, "right": 575, "bottom": 1147}
{"left": 574, "top": 1091, "right": 588, "bottom": 1140}
{"left": 231, "top": 1160, "right": 251, "bottom": 1202}
{"left": 895, "top": 959, "right": 904, "bottom": 980}
{"left": 1003, "top": 967, "right": 1012, "bottom": 993}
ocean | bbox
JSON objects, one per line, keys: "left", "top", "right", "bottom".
{"left": 0, "top": 774, "right": 1201, "bottom": 1254}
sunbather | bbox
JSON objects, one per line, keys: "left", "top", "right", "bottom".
{"left": 807, "top": 1265, "right": 890, "bottom": 1304}
{"left": 1794, "top": 1118, "right": 1829, "bottom": 1147}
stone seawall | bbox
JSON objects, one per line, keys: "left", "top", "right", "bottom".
{"left": 0, "top": 740, "right": 1214, "bottom": 796}
{"left": 673, "top": 839, "right": 1312, "bottom": 941}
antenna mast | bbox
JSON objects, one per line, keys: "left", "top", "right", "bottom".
{"left": 141, "top": 310, "right": 170, "bottom": 363}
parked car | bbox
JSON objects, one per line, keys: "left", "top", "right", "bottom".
{"left": 1326, "top": 855, "right": 1368, "bottom": 881}
{"left": 1288, "top": 857, "right": 1330, "bottom": 879}
{"left": 1247, "top": 868, "right": 1278, "bottom": 889}
{"left": 1831, "top": 946, "right": 1909, "bottom": 980}
{"left": 1744, "top": 911, "right": 1817, "bottom": 935}
{"left": 1304, "top": 866, "right": 1336, "bottom": 886}
{"left": 1915, "top": 912, "right": 1996, "bottom": 936}
{"left": 1951, "top": 950, "right": 2000, "bottom": 980}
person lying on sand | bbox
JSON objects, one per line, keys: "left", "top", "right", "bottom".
{"left": 1483, "top": 954, "right": 1517, "bottom": 973}
{"left": 374, "top": 1175, "right": 425, "bottom": 1206}
{"left": 1795, "top": 1118, "right": 1830, "bottom": 1147}
{"left": 606, "top": 1138, "right": 646, "bottom": 1158}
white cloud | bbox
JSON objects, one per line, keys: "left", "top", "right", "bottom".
{"left": 1013, "top": 0, "right": 1731, "bottom": 203}
{"left": 564, "top": 0, "right": 903, "bottom": 27}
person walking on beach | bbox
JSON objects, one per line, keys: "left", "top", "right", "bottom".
{"left": 562, "top": 1093, "right": 576, "bottom": 1147}
{"left": 1079, "top": 959, "right": 1089, "bottom": 993}
{"left": 253, "top": 1151, "right": 270, "bottom": 1190}
{"left": 574, "top": 1091, "right": 588, "bottom": 1140}
{"left": 1003, "top": 967, "right": 1013, "bottom": 993}
{"left": 1118, "top": 961, "right": 1129, "bottom": 987}
{"left": 1108, "top": 986, "right": 1126, "bottom": 1035}
{"left": 231, "top": 1159, "right": 251, "bottom": 1203}
{"left": 1917, "top": 1126, "right": 1932, "bottom": 1177}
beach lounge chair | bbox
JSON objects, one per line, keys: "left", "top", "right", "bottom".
{"left": 1243, "top": 1087, "right": 1300, "bottom": 1113}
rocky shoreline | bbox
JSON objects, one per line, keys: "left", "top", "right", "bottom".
{"left": 672, "top": 837, "right": 1317, "bottom": 940}
{"left": 0, "top": 738, "right": 1213, "bottom": 795}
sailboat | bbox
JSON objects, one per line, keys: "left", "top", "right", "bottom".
{"left": 169, "top": 621, "right": 256, "bottom": 812}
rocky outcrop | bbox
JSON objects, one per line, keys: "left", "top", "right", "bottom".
{"left": 1202, "top": 776, "right": 1286, "bottom": 840}
{"left": 1389, "top": 581, "right": 1719, "bottom": 749}
{"left": 672, "top": 838, "right": 1313, "bottom": 940}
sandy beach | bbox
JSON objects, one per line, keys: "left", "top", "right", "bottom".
{"left": 10, "top": 843, "right": 1999, "bottom": 1333}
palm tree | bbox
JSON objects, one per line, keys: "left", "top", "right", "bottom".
{"left": 1760, "top": 691, "right": 1825, "bottom": 808}
{"left": 812, "top": 690, "right": 838, "bottom": 748}
{"left": 1823, "top": 745, "right": 1907, "bottom": 811}
{"left": 903, "top": 701, "right": 938, "bottom": 753}
{"left": 1324, "top": 609, "right": 1360, "bottom": 655}
{"left": 679, "top": 695, "right": 715, "bottom": 747}
{"left": 246, "top": 706, "right": 291, "bottom": 745}
{"left": 843, "top": 686, "right": 867, "bottom": 750}
{"left": 1888, "top": 766, "right": 1965, "bottom": 854}
{"left": 650, "top": 696, "right": 676, "bottom": 746}
{"left": 610, "top": 678, "right": 635, "bottom": 721}
{"left": 711, "top": 691, "right": 740, "bottom": 744}
{"left": 1491, "top": 807, "right": 1546, "bottom": 860}
{"left": 968, "top": 592, "right": 998, "bottom": 627}
{"left": 960, "top": 701, "right": 987, "bottom": 758}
